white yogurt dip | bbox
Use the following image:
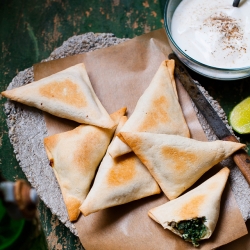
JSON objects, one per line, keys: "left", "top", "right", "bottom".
{"left": 171, "top": 0, "right": 250, "bottom": 68}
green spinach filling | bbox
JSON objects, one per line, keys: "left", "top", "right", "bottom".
{"left": 170, "top": 217, "right": 207, "bottom": 247}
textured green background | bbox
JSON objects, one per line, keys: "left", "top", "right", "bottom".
{"left": 0, "top": 0, "right": 250, "bottom": 249}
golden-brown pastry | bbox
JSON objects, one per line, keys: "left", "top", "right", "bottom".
{"left": 80, "top": 116, "right": 161, "bottom": 216}
{"left": 107, "top": 60, "right": 190, "bottom": 158}
{"left": 1, "top": 63, "right": 115, "bottom": 129}
{"left": 118, "top": 132, "right": 245, "bottom": 200}
{"left": 148, "top": 167, "right": 230, "bottom": 247}
{"left": 43, "top": 107, "right": 126, "bottom": 221}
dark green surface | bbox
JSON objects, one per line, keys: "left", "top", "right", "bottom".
{"left": 0, "top": 0, "right": 250, "bottom": 249}
{"left": 0, "top": 199, "right": 48, "bottom": 250}
{"left": 0, "top": 199, "right": 25, "bottom": 250}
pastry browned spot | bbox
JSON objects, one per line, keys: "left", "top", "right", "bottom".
{"left": 107, "top": 153, "right": 137, "bottom": 186}
{"left": 39, "top": 79, "right": 87, "bottom": 108}
{"left": 161, "top": 146, "right": 198, "bottom": 173}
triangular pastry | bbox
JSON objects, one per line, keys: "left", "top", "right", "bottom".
{"left": 148, "top": 167, "right": 230, "bottom": 247}
{"left": 80, "top": 116, "right": 161, "bottom": 216}
{"left": 107, "top": 60, "right": 190, "bottom": 158}
{"left": 43, "top": 107, "right": 126, "bottom": 221}
{"left": 118, "top": 132, "right": 245, "bottom": 200}
{"left": 1, "top": 63, "right": 115, "bottom": 129}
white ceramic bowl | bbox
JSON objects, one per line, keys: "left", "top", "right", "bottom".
{"left": 164, "top": 0, "right": 250, "bottom": 81}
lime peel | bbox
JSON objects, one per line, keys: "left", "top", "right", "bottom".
{"left": 229, "top": 97, "right": 250, "bottom": 134}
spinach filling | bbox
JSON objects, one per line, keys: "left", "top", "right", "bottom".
{"left": 170, "top": 217, "right": 207, "bottom": 247}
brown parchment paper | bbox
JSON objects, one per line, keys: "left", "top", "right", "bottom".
{"left": 33, "top": 29, "right": 247, "bottom": 250}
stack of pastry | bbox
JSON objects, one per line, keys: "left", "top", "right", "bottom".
{"left": 1, "top": 60, "right": 245, "bottom": 247}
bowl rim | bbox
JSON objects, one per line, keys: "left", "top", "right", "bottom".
{"left": 163, "top": 0, "right": 250, "bottom": 72}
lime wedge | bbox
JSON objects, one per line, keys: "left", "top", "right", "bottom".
{"left": 229, "top": 97, "right": 250, "bottom": 134}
